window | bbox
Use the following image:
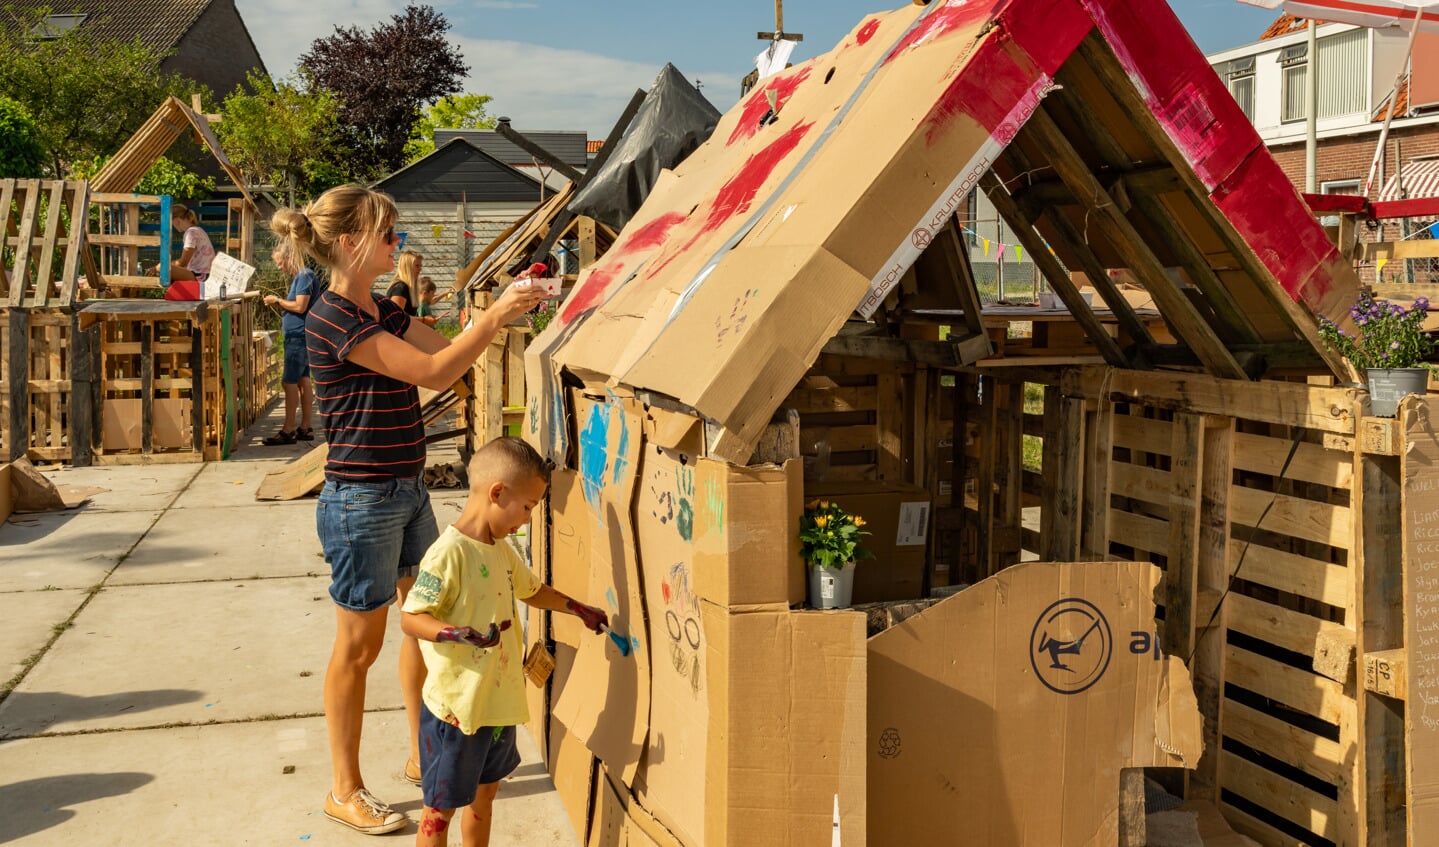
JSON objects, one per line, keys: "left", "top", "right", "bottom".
{"left": 1219, "top": 57, "right": 1255, "bottom": 120}
{"left": 31, "top": 13, "right": 87, "bottom": 39}
{"left": 1317, "top": 29, "right": 1367, "bottom": 118}
{"left": 1280, "top": 44, "right": 1308, "bottom": 123}
{"left": 1321, "top": 179, "right": 1362, "bottom": 195}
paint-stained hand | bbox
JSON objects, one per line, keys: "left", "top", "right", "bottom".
{"left": 566, "top": 599, "right": 609, "bottom": 635}
{"left": 436, "top": 620, "right": 512, "bottom": 648}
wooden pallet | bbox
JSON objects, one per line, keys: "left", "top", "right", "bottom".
{"left": 1, "top": 179, "right": 98, "bottom": 308}
{"left": 1, "top": 307, "right": 100, "bottom": 464}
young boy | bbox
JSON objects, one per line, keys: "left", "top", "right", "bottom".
{"left": 400, "top": 437, "right": 609, "bottom": 846}
{"left": 415, "top": 277, "right": 439, "bottom": 327}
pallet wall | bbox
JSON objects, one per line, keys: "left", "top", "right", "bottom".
{"left": 1, "top": 308, "right": 99, "bottom": 463}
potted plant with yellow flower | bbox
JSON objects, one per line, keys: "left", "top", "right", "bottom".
{"left": 801, "top": 499, "right": 874, "bottom": 609}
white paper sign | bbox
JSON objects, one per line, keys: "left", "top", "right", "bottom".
{"left": 203, "top": 252, "right": 257, "bottom": 300}
{"left": 895, "top": 501, "right": 931, "bottom": 547}
{"left": 756, "top": 38, "right": 799, "bottom": 81}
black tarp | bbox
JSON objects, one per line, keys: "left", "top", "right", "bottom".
{"left": 567, "top": 63, "right": 721, "bottom": 231}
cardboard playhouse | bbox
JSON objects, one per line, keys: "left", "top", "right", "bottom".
{"left": 512, "top": 0, "right": 1439, "bottom": 845}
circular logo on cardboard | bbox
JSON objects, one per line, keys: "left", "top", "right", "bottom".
{"left": 1029, "top": 598, "right": 1112, "bottom": 695}
{"left": 911, "top": 228, "right": 932, "bottom": 249}
{"left": 877, "top": 727, "right": 902, "bottom": 759}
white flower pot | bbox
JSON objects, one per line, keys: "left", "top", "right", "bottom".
{"left": 1366, "top": 367, "right": 1429, "bottom": 417}
{"left": 808, "top": 560, "right": 857, "bottom": 610}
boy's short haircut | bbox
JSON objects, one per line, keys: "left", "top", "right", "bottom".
{"left": 419, "top": 277, "right": 437, "bottom": 294}
{"left": 470, "top": 436, "right": 550, "bottom": 491}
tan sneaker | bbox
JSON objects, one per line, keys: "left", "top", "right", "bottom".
{"left": 324, "top": 788, "right": 408, "bottom": 834}
{"left": 402, "top": 758, "right": 421, "bottom": 786}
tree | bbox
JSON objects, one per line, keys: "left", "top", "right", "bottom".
{"left": 0, "top": 97, "right": 45, "bottom": 177}
{"left": 301, "top": 4, "right": 468, "bottom": 177}
{"left": 403, "top": 93, "right": 497, "bottom": 163}
{"left": 0, "top": 7, "right": 204, "bottom": 176}
{"left": 214, "top": 71, "right": 346, "bottom": 204}
{"left": 72, "top": 155, "right": 215, "bottom": 200}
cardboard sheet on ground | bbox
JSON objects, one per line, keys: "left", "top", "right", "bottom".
{"left": 4, "top": 458, "right": 106, "bottom": 515}
{"left": 525, "top": 0, "right": 1361, "bottom": 464}
{"left": 867, "top": 560, "right": 1202, "bottom": 846}
{"left": 552, "top": 396, "right": 651, "bottom": 787}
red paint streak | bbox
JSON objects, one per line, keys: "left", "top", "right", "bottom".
{"left": 557, "top": 264, "right": 619, "bottom": 324}
{"left": 624, "top": 211, "right": 688, "bottom": 253}
{"left": 661, "top": 582, "right": 671, "bottom": 603}
{"left": 419, "top": 814, "right": 450, "bottom": 836}
{"left": 706, "top": 121, "right": 813, "bottom": 233}
{"left": 856, "top": 18, "right": 880, "bottom": 45}
{"left": 556, "top": 212, "right": 687, "bottom": 324}
{"left": 727, "top": 66, "right": 812, "bottom": 146}
{"left": 921, "top": 37, "right": 1039, "bottom": 146}
{"left": 884, "top": 0, "right": 997, "bottom": 65}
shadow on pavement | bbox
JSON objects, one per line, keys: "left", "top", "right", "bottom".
{"left": 0, "top": 689, "right": 204, "bottom": 738}
{"left": 0, "top": 771, "right": 154, "bottom": 841}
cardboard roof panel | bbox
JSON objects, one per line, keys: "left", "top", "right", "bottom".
{"left": 526, "top": 0, "right": 1361, "bottom": 464}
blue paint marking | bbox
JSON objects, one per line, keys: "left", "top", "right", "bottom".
{"left": 611, "top": 405, "right": 630, "bottom": 485}
{"left": 606, "top": 587, "right": 619, "bottom": 611}
{"left": 578, "top": 404, "right": 610, "bottom": 511}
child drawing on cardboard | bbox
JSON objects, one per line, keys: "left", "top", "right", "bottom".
{"left": 400, "top": 437, "right": 609, "bottom": 846}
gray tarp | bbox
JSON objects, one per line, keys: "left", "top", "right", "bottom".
{"left": 567, "top": 63, "right": 721, "bottom": 231}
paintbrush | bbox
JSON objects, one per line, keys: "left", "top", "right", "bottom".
{"left": 597, "top": 622, "right": 633, "bottom": 658}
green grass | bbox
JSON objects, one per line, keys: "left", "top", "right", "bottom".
{"left": 1022, "top": 382, "right": 1045, "bottom": 471}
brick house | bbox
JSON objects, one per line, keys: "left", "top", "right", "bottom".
{"left": 1207, "top": 13, "right": 1439, "bottom": 201}
{"left": 8, "top": 0, "right": 268, "bottom": 101}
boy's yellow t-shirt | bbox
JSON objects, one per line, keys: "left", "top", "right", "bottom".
{"left": 402, "top": 525, "right": 541, "bottom": 734}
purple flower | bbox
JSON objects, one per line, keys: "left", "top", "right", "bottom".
{"left": 1418, "top": 296, "right": 1432, "bottom": 310}
{"left": 1393, "top": 341, "right": 1401, "bottom": 349}
{"left": 1382, "top": 351, "right": 1390, "bottom": 359}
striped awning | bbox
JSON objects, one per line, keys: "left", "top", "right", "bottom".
{"left": 1378, "top": 159, "right": 1439, "bottom": 201}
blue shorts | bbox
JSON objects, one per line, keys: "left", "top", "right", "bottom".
{"left": 281, "top": 330, "right": 309, "bottom": 384}
{"left": 419, "top": 708, "right": 520, "bottom": 810}
{"left": 316, "top": 477, "right": 438, "bottom": 612}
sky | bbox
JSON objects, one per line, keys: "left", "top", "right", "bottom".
{"left": 232, "top": 0, "right": 1283, "bottom": 141}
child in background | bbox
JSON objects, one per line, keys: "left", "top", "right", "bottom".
{"left": 150, "top": 203, "right": 214, "bottom": 290}
{"left": 415, "top": 277, "right": 439, "bottom": 327}
{"left": 400, "top": 437, "right": 610, "bottom": 847}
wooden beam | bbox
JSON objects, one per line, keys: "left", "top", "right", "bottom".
{"left": 1063, "top": 366, "right": 1360, "bottom": 434}
{"left": 939, "top": 221, "right": 990, "bottom": 340}
{"left": 1021, "top": 108, "right": 1247, "bottom": 380}
{"left": 1163, "top": 414, "right": 1203, "bottom": 662}
{"left": 1072, "top": 34, "right": 1353, "bottom": 380}
{"left": 1356, "top": 240, "right": 1439, "bottom": 263}
{"left": 1044, "top": 71, "right": 1262, "bottom": 346}
{"left": 1137, "top": 341, "right": 1326, "bottom": 375}
{"left": 820, "top": 333, "right": 990, "bottom": 367}
{"left": 980, "top": 172, "right": 1131, "bottom": 368}
{"left": 1080, "top": 399, "right": 1114, "bottom": 559}
{"left": 1041, "top": 386, "right": 1084, "bottom": 560}
{"left": 495, "top": 119, "right": 583, "bottom": 183}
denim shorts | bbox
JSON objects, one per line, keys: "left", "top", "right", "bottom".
{"left": 419, "top": 707, "right": 520, "bottom": 809}
{"left": 316, "top": 477, "right": 438, "bottom": 612}
{"left": 281, "top": 330, "right": 309, "bottom": 384}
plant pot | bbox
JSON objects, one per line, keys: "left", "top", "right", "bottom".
{"left": 808, "top": 561, "right": 857, "bottom": 610}
{"left": 1366, "top": 367, "right": 1429, "bottom": 417}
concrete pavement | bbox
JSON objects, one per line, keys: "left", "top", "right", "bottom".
{"left": 0, "top": 407, "right": 578, "bottom": 845}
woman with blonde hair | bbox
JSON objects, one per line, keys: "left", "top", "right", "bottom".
{"left": 386, "top": 249, "right": 423, "bottom": 316}
{"left": 270, "top": 184, "right": 548, "bottom": 835}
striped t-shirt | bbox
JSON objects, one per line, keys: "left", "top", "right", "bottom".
{"left": 306, "top": 291, "right": 425, "bottom": 480}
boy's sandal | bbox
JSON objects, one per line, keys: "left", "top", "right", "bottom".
{"left": 262, "top": 430, "right": 296, "bottom": 446}
{"left": 295, "top": 427, "right": 315, "bottom": 441}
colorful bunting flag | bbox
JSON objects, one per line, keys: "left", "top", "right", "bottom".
{"left": 432, "top": 224, "right": 444, "bottom": 240}
{"left": 983, "top": 238, "right": 991, "bottom": 257}
{"left": 1014, "top": 245, "right": 1023, "bottom": 262}
{"left": 1377, "top": 257, "right": 1390, "bottom": 275}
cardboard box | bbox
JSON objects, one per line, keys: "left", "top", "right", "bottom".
{"left": 806, "top": 482, "right": 931, "bottom": 603}
{"left": 548, "top": 642, "right": 595, "bottom": 843}
{"left": 0, "top": 463, "right": 13, "bottom": 527}
{"left": 633, "top": 601, "right": 866, "bottom": 847}
{"left": 867, "top": 560, "right": 1202, "bottom": 846}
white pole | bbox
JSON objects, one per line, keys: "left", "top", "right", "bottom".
{"left": 1364, "top": 17, "right": 1422, "bottom": 196}
{"left": 1305, "top": 19, "right": 1318, "bottom": 192}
